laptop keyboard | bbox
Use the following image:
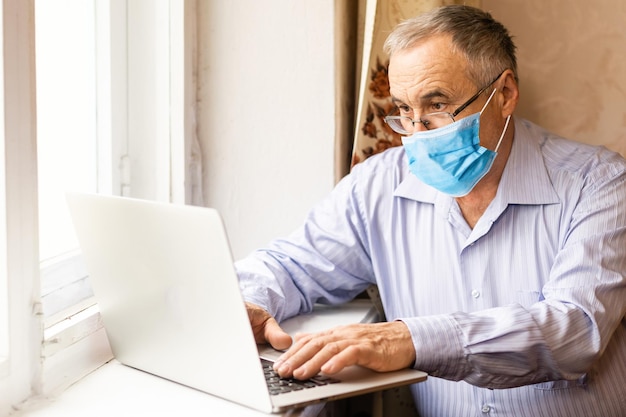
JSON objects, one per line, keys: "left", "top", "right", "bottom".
{"left": 261, "top": 359, "right": 340, "bottom": 396}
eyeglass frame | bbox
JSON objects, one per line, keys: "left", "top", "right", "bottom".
{"left": 384, "top": 70, "right": 506, "bottom": 133}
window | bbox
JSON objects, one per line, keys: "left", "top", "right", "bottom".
{"left": 36, "top": 0, "right": 199, "bottom": 326}
{"left": 2, "top": 0, "right": 198, "bottom": 409}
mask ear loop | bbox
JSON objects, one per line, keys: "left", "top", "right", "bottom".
{"left": 494, "top": 115, "right": 511, "bottom": 153}
{"left": 479, "top": 88, "right": 511, "bottom": 153}
{"left": 479, "top": 88, "right": 498, "bottom": 114}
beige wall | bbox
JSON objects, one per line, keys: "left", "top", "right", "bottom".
{"left": 483, "top": 1, "right": 626, "bottom": 157}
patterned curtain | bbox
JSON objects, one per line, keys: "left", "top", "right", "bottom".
{"left": 350, "top": 0, "right": 481, "bottom": 168}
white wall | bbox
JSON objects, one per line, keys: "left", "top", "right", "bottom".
{"left": 197, "top": 1, "right": 336, "bottom": 260}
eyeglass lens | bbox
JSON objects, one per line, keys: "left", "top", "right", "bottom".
{"left": 389, "top": 112, "right": 455, "bottom": 134}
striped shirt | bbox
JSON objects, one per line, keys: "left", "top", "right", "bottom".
{"left": 236, "top": 118, "right": 626, "bottom": 416}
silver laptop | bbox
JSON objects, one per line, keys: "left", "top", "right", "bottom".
{"left": 66, "top": 193, "right": 427, "bottom": 413}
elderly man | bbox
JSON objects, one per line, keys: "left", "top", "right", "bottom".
{"left": 237, "top": 5, "right": 626, "bottom": 416}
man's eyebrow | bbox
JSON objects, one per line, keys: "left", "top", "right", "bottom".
{"left": 420, "top": 90, "right": 449, "bottom": 101}
{"left": 390, "top": 90, "right": 450, "bottom": 105}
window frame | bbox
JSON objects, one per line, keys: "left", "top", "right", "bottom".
{"left": 0, "top": 0, "right": 42, "bottom": 412}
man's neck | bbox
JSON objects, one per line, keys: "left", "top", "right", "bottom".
{"left": 455, "top": 125, "right": 515, "bottom": 228}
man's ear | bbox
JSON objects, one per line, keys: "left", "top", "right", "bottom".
{"left": 499, "top": 69, "right": 519, "bottom": 118}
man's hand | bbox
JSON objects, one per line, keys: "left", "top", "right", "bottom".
{"left": 245, "top": 302, "right": 292, "bottom": 351}
{"left": 272, "top": 321, "right": 416, "bottom": 380}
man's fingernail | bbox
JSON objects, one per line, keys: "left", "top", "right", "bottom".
{"left": 277, "top": 362, "right": 291, "bottom": 375}
{"left": 293, "top": 365, "right": 307, "bottom": 379}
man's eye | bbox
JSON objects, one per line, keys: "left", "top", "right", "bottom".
{"left": 398, "top": 105, "right": 412, "bottom": 115}
{"left": 431, "top": 102, "right": 446, "bottom": 112}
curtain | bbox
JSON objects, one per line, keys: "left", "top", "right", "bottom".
{"left": 334, "top": 0, "right": 481, "bottom": 183}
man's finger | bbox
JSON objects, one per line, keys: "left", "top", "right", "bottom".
{"left": 264, "top": 317, "right": 292, "bottom": 351}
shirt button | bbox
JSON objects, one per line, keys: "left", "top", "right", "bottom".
{"left": 481, "top": 404, "right": 491, "bottom": 413}
{"left": 471, "top": 289, "right": 481, "bottom": 298}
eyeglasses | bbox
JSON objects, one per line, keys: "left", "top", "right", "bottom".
{"left": 384, "top": 71, "right": 505, "bottom": 134}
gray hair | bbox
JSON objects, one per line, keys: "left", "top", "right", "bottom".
{"left": 384, "top": 5, "right": 518, "bottom": 87}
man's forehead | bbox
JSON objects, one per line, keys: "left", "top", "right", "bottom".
{"left": 387, "top": 37, "right": 471, "bottom": 101}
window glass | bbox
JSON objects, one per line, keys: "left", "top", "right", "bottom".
{"left": 35, "top": 0, "right": 98, "bottom": 318}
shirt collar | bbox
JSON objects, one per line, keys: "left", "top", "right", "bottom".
{"left": 393, "top": 117, "right": 560, "bottom": 206}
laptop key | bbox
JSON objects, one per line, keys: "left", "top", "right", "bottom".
{"left": 261, "top": 359, "right": 340, "bottom": 396}
{"left": 310, "top": 375, "right": 340, "bottom": 385}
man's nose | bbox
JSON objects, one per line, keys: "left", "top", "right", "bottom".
{"left": 411, "top": 119, "right": 429, "bottom": 133}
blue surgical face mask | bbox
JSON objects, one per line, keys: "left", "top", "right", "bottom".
{"left": 401, "top": 89, "right": 511, "bottom": 197}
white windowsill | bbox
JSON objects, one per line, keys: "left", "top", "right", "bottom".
{"left": 43, "top": 301, "right": 102, "bottom": 352}
{"left": 40, "top": 303, "right": 113, "bottom": 396}
{"left": 13, "top": 360, "right": 282, "bottom": 417}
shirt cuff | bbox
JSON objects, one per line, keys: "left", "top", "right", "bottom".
{"left": 399, "top": 314, "right": 468, "bottom": 380}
